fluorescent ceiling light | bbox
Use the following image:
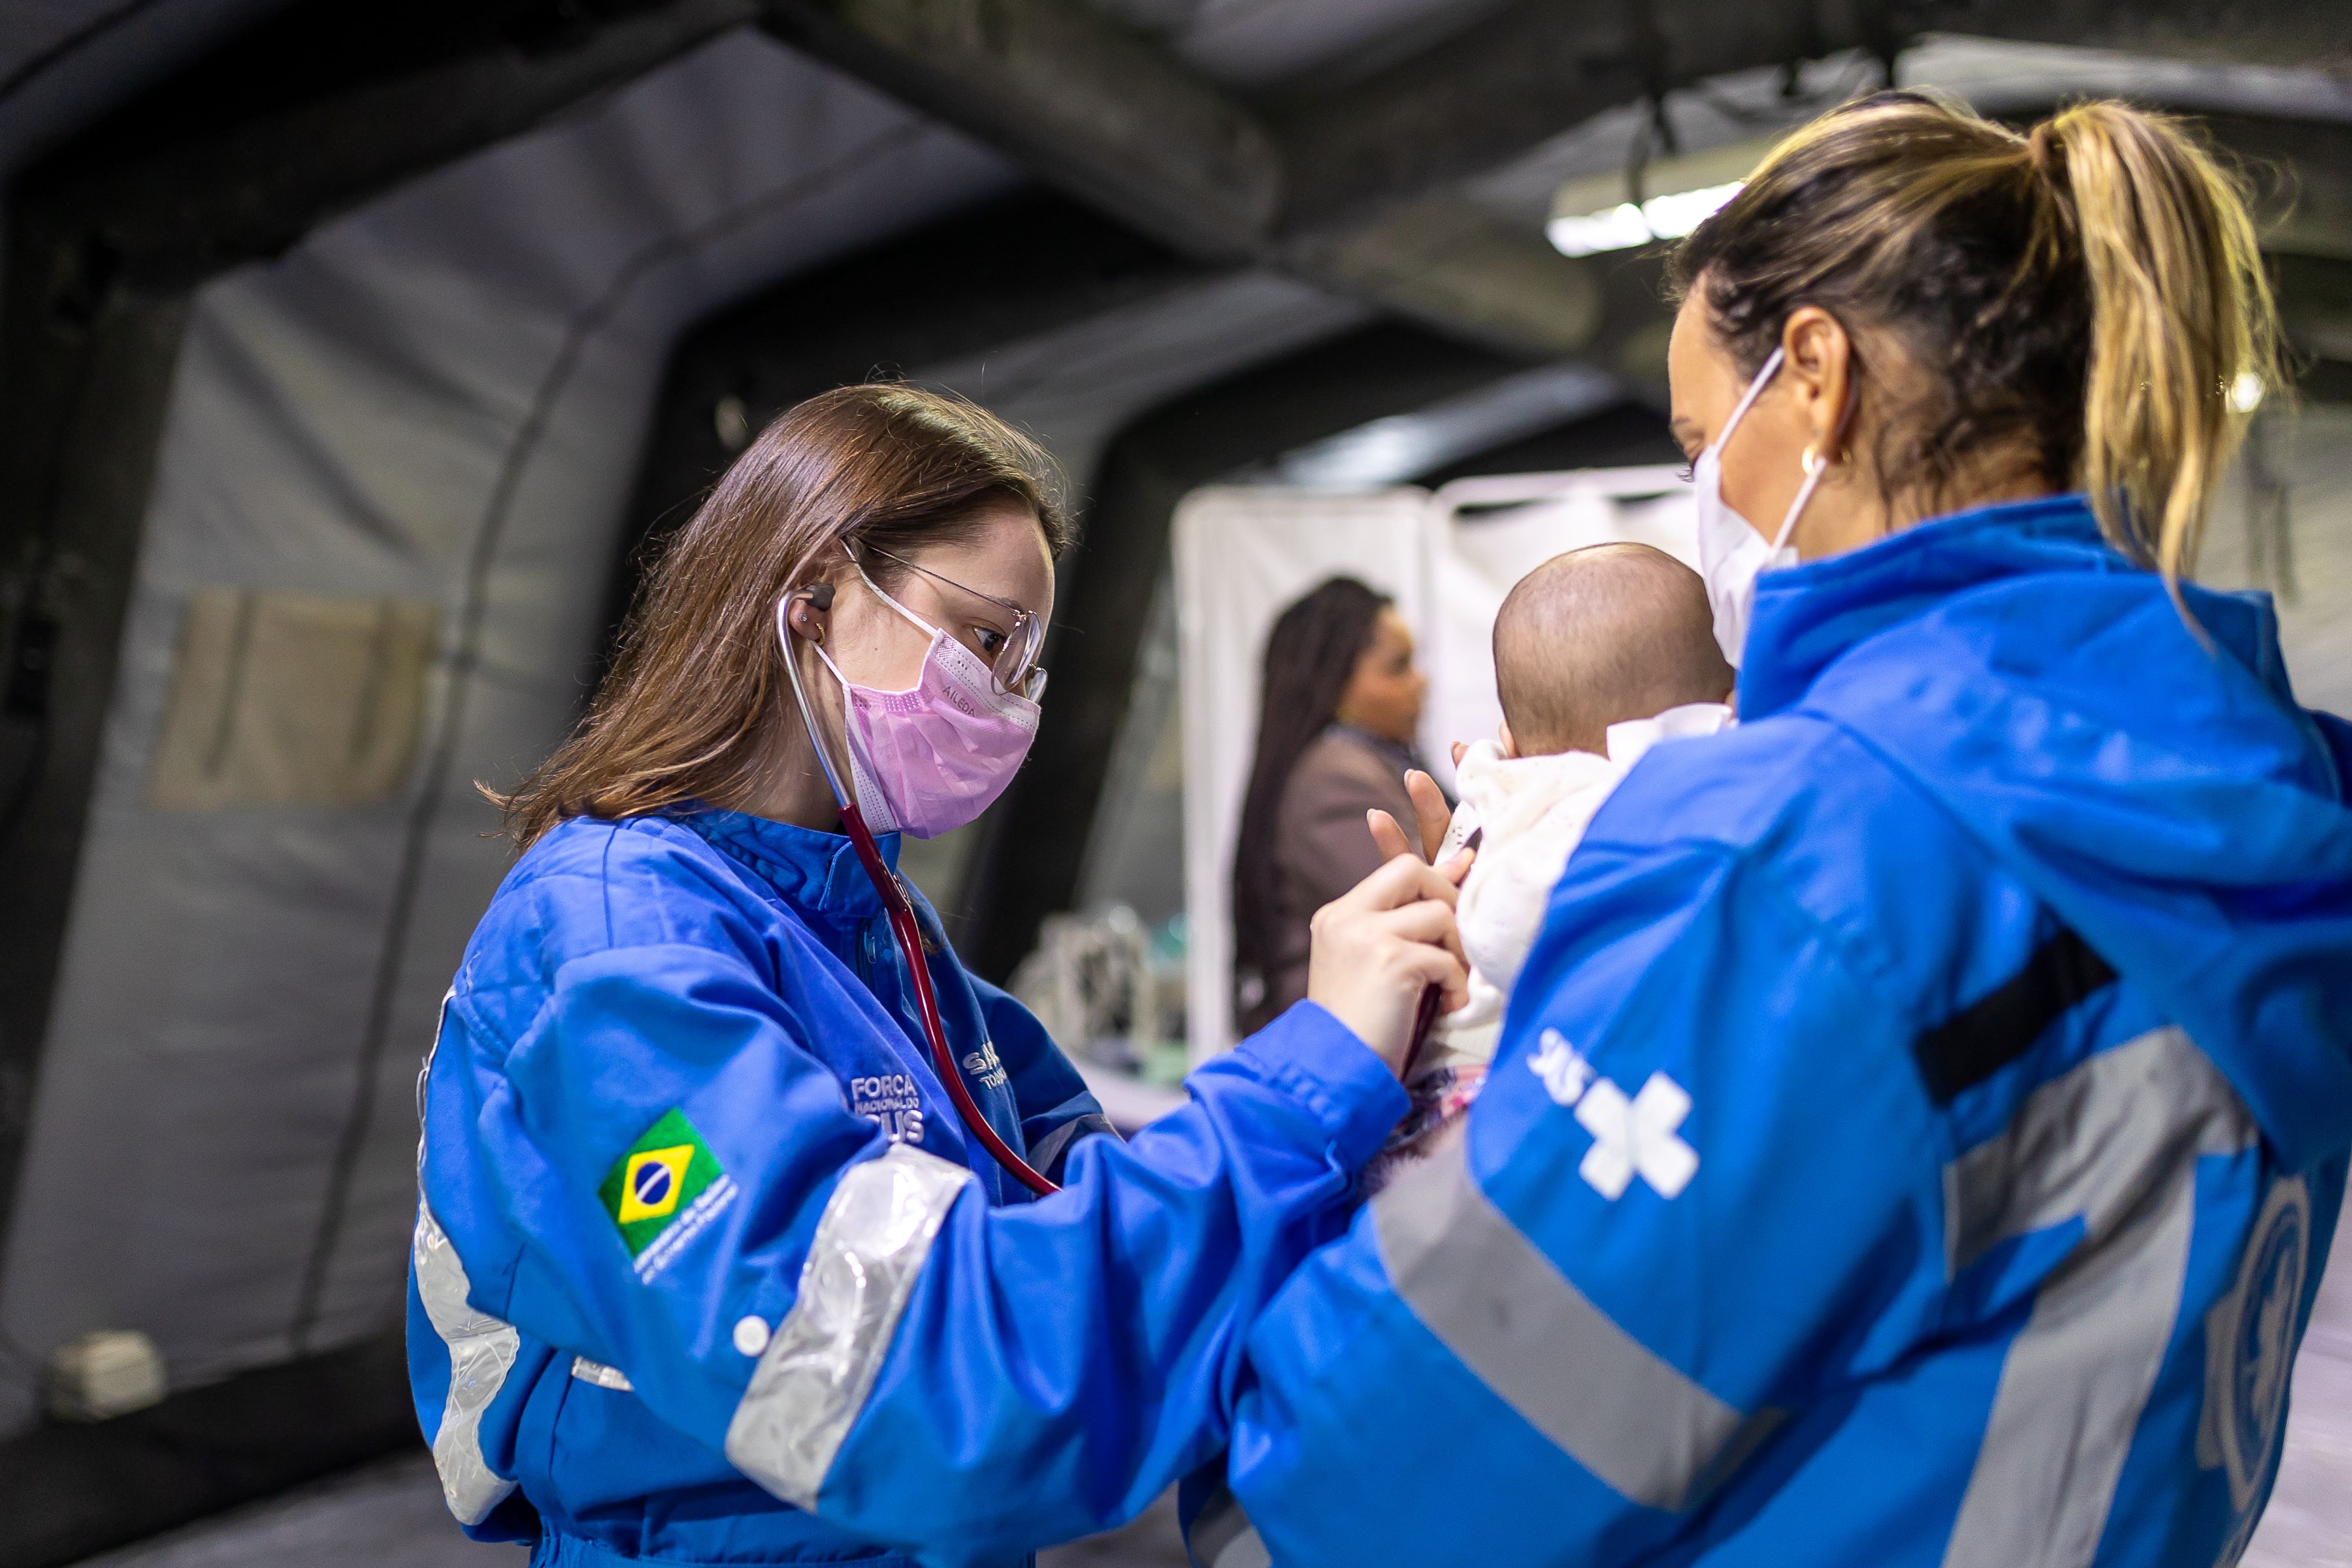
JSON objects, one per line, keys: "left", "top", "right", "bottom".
{"left": 1546, "top": 137, "right": 1773, "bottom": 259}
{"left": 1546, "top": 180, "right": 1745, "bottom": 257}
{"left": 1262, "top": 364, "right": 1622, "bottom": 489}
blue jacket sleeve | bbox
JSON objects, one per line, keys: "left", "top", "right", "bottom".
{"left": 810, "top": 1003, "right": 1397, "bottom": 1561}
{"left": 1220, "top": 839, "right": 1947, "bottom": 1566}
{"left": 973, "top": 973, "right": 1117, "bottom": 1179}
{"left": 432, "top": 925, "right": 1404, "bottom": 1567}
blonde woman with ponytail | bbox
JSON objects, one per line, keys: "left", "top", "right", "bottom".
{"left": 1199, "top": 94, "right": 2352, "bottom": 1567}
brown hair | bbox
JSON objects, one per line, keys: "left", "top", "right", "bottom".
{"left": 489, "top": 384, "right": 1069, "bottom": 848}
{"left": 1669, "top": 91, "right": 2282, "bottom": 585}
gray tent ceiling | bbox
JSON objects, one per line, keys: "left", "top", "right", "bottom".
{"left": 0, "top": 0, "right": 295, "bottom": 189}
{"left": 0, "top": 22, "right": 1368, "bottom": 1435}
{"left": 0, "top": 0, "right": 1505, "bottom": 182}
{"left": 1092, "top": 0, "right": 1508, "bottom": 89}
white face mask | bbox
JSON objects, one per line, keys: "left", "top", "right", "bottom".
{"left": 1692, "top": 346, "right": 1831, "bottom": 667}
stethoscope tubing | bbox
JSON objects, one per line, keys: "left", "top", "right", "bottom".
{"left": 838, "top": 798, "right": 1059, "bottom": 1196}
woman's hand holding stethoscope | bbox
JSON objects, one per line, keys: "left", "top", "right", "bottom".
{"left": 1307, "top": 766, "right": 1473, "bottom": 1079}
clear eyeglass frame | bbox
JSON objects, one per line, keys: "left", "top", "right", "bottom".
{"left": 862, "top": 544, "right": 1048, "bottom": 700}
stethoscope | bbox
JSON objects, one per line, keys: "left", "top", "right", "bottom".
{"left": 779, "top": 581, "right": 1060, "bottom": 1196}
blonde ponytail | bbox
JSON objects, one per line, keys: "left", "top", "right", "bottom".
{"left": 1672, "top": 92, "right": 2285, "bottom": 598}
{"left": 2042, "top": 103, "right": 2283, "bottom": 583}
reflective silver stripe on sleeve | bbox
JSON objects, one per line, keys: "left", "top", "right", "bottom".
{"left": 1373, "top": 1132, "right": 1780, "bottom": 1511}
{"left": 570, "top": 1356, "right": 633, "bottom": 1392}
{"left": 1027, "top": 1112, "right": 1117, "bottom": 1179}
{"left": 1940, "top": 1025, "right": 2255, "bottom": 1568}
{"left": 412, "top": 1203, "right": 521, "bottom": 1526}
{"left": 724, "top": 1143, "right": 975, "bottom": 1509}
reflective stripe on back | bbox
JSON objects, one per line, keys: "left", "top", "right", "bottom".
{"left": 1940, "top": 1025, "right": 2257, "bottom": 1568}
{"left": 412, "top": 1202, "right": 521, "bottom": 1526}
{"left": 1373, "top": 1130, "right": 1780, "bottom": 1512}
{"left": 725, "top": 1143, "right": 973, "bottom": 1509}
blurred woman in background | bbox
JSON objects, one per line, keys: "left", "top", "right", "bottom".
{"left": 1231, "top": 578, "right": 1435, "bottom": 1034}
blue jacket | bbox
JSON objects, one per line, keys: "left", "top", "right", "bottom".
{"left": 1217, "top": 497, "right": 2352, "bottom": 1567}
{"left": 406, "top": 807, "right": 1405, "bottom": 1568}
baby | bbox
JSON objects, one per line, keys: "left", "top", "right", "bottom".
{"left": 1376, "top": 542, "right": 1737, "bottom": 1172}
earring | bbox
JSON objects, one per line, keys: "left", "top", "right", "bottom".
{"left": 1800, "top": 443, "right": 1828, "bottom": 476}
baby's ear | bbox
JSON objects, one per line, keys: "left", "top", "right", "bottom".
{"left": 1498, "top": 719, "right": 1518, "bottom": 759}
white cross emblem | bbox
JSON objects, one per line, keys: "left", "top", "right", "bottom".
{"left": 1527, "top": 1030, "right": 1699, "bottom": 1201}
{"left": 1574, "top": 1072, "right": 1699, "bottom": 1200}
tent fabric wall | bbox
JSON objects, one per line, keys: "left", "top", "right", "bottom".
{"left": 1172, "top": 474, "right": 1700, "bottom": 1062}
{"left": 907, "top": 274, "right": 1364, "bottom": 503}
{"left": 2201, "top": 404, "right": 2352, "bottom": 718}
{"left": 0, "top": 22, "right": 1373, "bottom": 1435}
{"left": 1091, "top": 0, "right": 1497, "bottom": 90}
{"left": 0, "top": 0, "right": 287, "bottom": 180}
{"left": 0, "top": 27, "right": 1019, "bottom": 1434}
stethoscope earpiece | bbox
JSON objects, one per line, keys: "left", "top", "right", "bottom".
{"left": 789, "top": 581, "right": 834, "bottom": 644}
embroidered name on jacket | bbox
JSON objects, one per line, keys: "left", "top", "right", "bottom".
{"left": 598, "top": 1108, "right": 740, "bottom": 1282}
{"left": 961, "top": 1041, "right": 1009, "bottom": 1092}
{"left": 849, "top": 1073, "right": 926, "bottom": 1145}
{"left": 1529, "top": 1030, "right": 1699, "bottom": 1200}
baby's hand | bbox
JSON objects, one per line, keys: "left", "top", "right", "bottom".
{"left": 1365, "top": 768, "right": 1454, "bottom": 865}
{"left": 1368, "top": 806, "right": 1473, "bottom": 890}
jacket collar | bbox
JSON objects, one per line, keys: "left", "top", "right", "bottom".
{"left": 1328, "top": 723, "right": 1429, "bottom": 778}
{"left": 1737, "top": 494, "right": 2123, "bottom": 722}
{"left": 667, "top": 805, "right": 900, "bottom": 923}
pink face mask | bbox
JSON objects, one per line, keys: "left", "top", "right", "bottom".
{"left": 777, "top": 557, "right": 1043, "bottom": 840}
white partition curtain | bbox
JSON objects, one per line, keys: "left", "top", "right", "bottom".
{"left": 1173, "top": 487, "right": 1434, "bottom": 1064}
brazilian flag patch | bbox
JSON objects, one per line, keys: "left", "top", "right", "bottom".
{"left": 598, "top": 1109, "right": 738, "bottom": 1282}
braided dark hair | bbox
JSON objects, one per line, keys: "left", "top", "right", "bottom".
{"left": 1230, "top": 578, "right": 1389, "bottom": 1021}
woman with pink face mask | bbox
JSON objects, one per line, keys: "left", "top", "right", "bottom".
{"left": 408, "top": 384, "right": 1469, "bottom": 1568}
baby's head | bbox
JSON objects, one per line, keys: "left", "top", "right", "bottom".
{"left": 1493, "top": 543, "right": 1735, "bottom": 757}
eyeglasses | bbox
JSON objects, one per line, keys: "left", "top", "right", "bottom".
{"left": 863, "top": 544, "right": 1049, "bottom": 700}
